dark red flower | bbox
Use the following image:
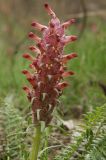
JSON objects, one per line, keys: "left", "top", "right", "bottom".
{"left": 22, "top": 3, "right": 77, "bottom": 125}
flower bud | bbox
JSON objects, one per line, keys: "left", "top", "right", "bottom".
{"left": 29, "top": 46, "right": 41, "bottom": 54}
{"left": 62, "top": 19, "right": 76, "bottom": 28}
{"left": 31, "top": 21, "right": 47, "bottom": 31}
{"left": 62, "top": 35, "right": 77, "bottom": 45}
{"left": 28, "top": 32, "right": 41, "bottom": 43}
{"left": 57, "top": 82, "right": 69, "bottom": 90}
{"left": 23, "top": 86, "right": 30, "bottom": 94}
{"left": 22, "top": 53, "right": 34, "bottom": 61}
{"left": 62, "top": 71, "right": 74, "bottom": 77}
{"left": 62, "top": 53, "right": 77, "bottom": 63}
{"left": 44, "top": 3, "right": 56, "bottom": 18}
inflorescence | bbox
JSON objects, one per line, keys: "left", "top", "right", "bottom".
{"left": 22, "top": 3, "right": 77, "bottom": 125}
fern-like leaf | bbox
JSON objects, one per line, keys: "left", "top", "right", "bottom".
{"left": 54, "top": 104, "right": 106, "bottom": 160}
{"left": 1, "top": 95, "right": 29, "bottom": 160}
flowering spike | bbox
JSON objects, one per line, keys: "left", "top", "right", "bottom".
{"left": 44, "top": 3, "right": 56, "bottom": 18}
{"left": 62, "top": 19, "right": 76, "bottom": 29}
{"left": 22, "top": 53, "right": 34, "bottom": 61}
{"left": 31, "top": 21, "right": 47, "bottom": 31}
{"left": 22, "top": 4, "right": 77, "bottom": 125}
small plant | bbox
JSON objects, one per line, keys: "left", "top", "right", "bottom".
{"left": 0, "top": 95, "right": 28, "bottom": 160}
{"left": 22, "top": 3, "right": 77, "bottom": 160}
{"left": 54, "top": 104, "right": 106, "bottom": 160}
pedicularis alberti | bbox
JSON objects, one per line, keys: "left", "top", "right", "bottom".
{"left": 22, "top": 3, "right": 77, "bottom": 160}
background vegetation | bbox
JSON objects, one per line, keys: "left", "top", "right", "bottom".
{"left": 0, "top": 0, "right": 106, "bottom": 159}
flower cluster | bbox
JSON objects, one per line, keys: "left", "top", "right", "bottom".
{"left": 22, "top": 3, "right": 77, "bottom": 125}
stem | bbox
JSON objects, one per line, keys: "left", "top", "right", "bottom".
{"left": 30, "top": 125, "right": 42, "bottom": 160}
